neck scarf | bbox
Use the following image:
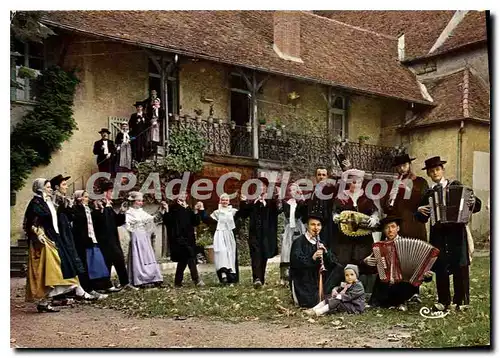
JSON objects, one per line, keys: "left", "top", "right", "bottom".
{"left": 84, "top": 204, "right": 98, "bottom": 243}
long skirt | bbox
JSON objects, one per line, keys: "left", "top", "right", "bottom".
{"left": 55, "top": 213, "right": 86, "bottom": 279}
{"left": 118, "top": 143, "right": 132, "bottom": 170}
{"left": 26, "top": 236, "right": 79, "bottom": 302}
{"left": 127, "top": 230, "right": 163, "bottom": 286}
{"left": 281, "top": 220, "right": 305, "bottom": 264}
{"left": 213, "top": 229, "right": 237, "bottom": 273}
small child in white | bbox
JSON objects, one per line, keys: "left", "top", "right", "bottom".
{"left": 307, "top": 264, "right": 365, "bottom": 316}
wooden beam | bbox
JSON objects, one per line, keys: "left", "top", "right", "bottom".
{"left": 256, "top": 74, "right": 270, "bottom": 92}
{"left": 252, "top": 71, "right": 259, "bottom": 159}
{"left": 144, "top": 49, "right": 161, "bottom": 73}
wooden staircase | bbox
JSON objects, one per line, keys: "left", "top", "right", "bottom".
{"left": 10, "top": 238, "right": 28, "bottom": 277}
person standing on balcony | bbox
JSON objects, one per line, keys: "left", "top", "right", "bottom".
{"left": 143, "top": 89, "right": 159, "bottom": 118}
{"left": 115, "top": 122, "right": 132, "bottom": 172}
{"left": 161, "top": 191, "right": 206, "bottom": 288}
{"left": 280, "top": 183, "right": 307, "bottom": 285}
{"left": 332, "top": 169, "right": 380, "bottom": 293}
{"left": 129, "top": 101, "right": 148, "bottom": 163}
{"left": 382, "top": 154, "right": 429, "bottom": 241}
{"left": 238, "top": 177, "right": 283, "bottom": 289}
{"left": 92, "top": 180, "right": 138, "bottom": 291}
{"left": 93, "top": 128, "right": 115, "bottom": 175}
{"left": 146, "top": 98, "right": 165, "bottom": 159}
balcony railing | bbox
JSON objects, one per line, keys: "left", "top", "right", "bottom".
{"left": 168, "top": 116, "right": 399, "bottom": 174}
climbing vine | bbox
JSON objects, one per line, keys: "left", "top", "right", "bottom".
{"left": 11, "top": 66, "right": 80, "bottom": 192}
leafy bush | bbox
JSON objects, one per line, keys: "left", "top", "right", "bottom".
{"left": 11, "top": 66, "right": 80, "bottom": 192}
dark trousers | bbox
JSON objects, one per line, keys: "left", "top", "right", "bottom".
{"left": 435, "top": 265, "right": 470, "bottom": 306}
{"left": 248, "top": 235, "right": 269, "bottom": 284}
{"left": 174, "top": 258, "right": 200, "bottom": 286}
{"left": 104, "top": 255, "right": 129, "bottom": 286}
{"left": 78, "top": 272, "right": 112, "bottom": 292}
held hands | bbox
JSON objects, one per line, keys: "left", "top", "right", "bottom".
{"left": 160, "top": 201, "right": 169, "bottom": 213}
{"left": 418, "top": 205, "right": 431, "bottom": 217}
{"left": 240, "top": 191, "right": 247, "bottom": 201}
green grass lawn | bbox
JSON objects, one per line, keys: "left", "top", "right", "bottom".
{"left": 98, "top": 256, "right": 490, "bottom": 348}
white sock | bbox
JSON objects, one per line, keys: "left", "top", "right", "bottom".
{"left": 312, "top": 301, "right": 327, "bottom": 310}
{"left": 315, "top": 304, "right": 330, "bottom": 316}
{"left": 75, "top": 285, "right": 86, "bottom": 296}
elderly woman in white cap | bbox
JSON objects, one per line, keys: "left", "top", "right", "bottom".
{"left": 125, "top": 191, "right": 163, "bottom": 288}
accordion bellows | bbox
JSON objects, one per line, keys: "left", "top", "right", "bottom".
{"left": 372, "top": 238, "right": 440, "bottom": 286}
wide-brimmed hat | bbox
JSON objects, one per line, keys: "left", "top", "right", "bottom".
{"left": 98, "top": 128, "right": 111, "bottom": 135}
{"left": 99, "top": 180, "right": 114, "bottom": 192}
{"left": 380, "top": 215, "right": 402, "bottom": 228}
{"left": 127, "top": 191, "right": 144, "bottom": 201}
{"left": 133, "top": 101, "right": 144, "bottom": 107}
{"left": 392, "top": 154, "right": 416, "bottom": 167}
{"left": 422, "top": 156, "right": 447, "bottom": 170}
{"left": 50, "top": 174, "right": 71, "bottom": 189}
{"left": 258, "top": 177, "right": 270, "bottom": 187}
{"left": 307, "top": 213, "right": 324, "bottom": 225}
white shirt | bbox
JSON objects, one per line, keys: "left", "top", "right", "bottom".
{"left": 305, "top": 231, "right": 318, "bottom": 245}
{"left": 432, "top": 177, "right": 448, "bottom": 189}
{"left": 102, "top": 140, "right": 109, "bottom": 155}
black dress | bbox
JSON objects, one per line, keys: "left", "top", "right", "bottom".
{"left": 52, "top": 193, "right": 85, "bottom": 279}
{"left": 128, "top": 113, "right": 148, "bottom": 162}
{"left": 289, "top": 234, "right": 344, "bottom": 308}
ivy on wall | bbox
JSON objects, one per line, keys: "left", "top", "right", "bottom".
{"left": 11, "top": 66, "right": 80, "bottom": 192}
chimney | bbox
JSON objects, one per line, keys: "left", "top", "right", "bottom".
{"left": 273, "top": 11, "right": 303, "bottom": 63}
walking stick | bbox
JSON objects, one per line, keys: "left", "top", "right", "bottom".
{"left": 316, "top": 236, "right": 327, "bottom": 303}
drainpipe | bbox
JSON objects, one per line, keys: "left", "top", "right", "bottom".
{"left": 457, "top": 120, "right": 464, "bottom": 181}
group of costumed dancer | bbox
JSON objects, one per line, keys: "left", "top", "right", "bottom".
{"left": 24, "top": 153, "right": 481, "bottom": 315}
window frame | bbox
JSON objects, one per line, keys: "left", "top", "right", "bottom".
{"left": 328, "top": 88, "right": 348, "bottom": 140}
{"left": 11, "top": 40, "right": 45, "bottom": 103}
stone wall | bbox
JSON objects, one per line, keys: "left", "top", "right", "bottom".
{"left": 10, "top": 35, "right": 148, "bottom": 243}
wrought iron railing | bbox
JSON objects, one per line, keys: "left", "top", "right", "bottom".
{"left": 169, "top": 116, "right": 252, "bottom": 157}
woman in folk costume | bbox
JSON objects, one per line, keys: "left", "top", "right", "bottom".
{"left": 125, "top": 191, "right": 164, "bottom": 287}
{"left": 49, "top": 174, "right": 86, "bottom": 280}
{"left": 280, "top": 183, "right": 307, "bottom": 285}
{"left": 161, "top": 191, "right": 206, "bottom": 287}
{"left": 115, "top": 122, "right": 133, "bottom": 172}
{"left": 331, "top": 169, "right": 380, "bottom": 293}
{"left": 23, "top": 179, "right": 94, "bottom": 312}
{"left": 206, "top": 193, "right": 240, "bottom": 285}
{"left": 147, "top": 97, "right": 164, "bottom": 158}
{"left": 72, "top": 190, "right": 116, "bottom": 299}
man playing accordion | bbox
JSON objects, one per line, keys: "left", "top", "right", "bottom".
{"left": 365, "top": 216, "right": 432, "bottom": 311}
{"left": 416, "top": 156, "right": 482, "bottom": 312}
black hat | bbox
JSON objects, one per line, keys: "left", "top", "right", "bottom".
{"left": 307, "top": 213, "right": 324, "bottom": 225}
{"left": 50, "top": 174, "right": 71, "bottom": 189}
{"left": 133, "top": 101, "right": 144, "bottom": 107}
{"left": 99, "top": 180, "right": 114, "bottom": 192}
{"left": 422, "top": 156, "right": 447, "bottom": 170}
{"left": 98, "top": 128, "right": 111, "bottom": 135}
{"left": 392, "top": 154, "right": 416, "bottom": 167}
{"left": 380, "top": 215, "right": 402, "bottom": 228}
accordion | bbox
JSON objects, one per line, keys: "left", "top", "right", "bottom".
{"left": 372, "top": 238, "right": 440, "bottom": 286}
{"left": 428, "top": 185, "right": 473, "bottom": 226}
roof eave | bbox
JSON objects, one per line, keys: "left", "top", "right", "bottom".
{"left": 399, "top": 116, "right": 490, "bottom": 131}
{"left": 401, "top": 39, "right": 487, "bottom": 65}
{"left": 42, "top": 19, "right": 433, "bottom": 106}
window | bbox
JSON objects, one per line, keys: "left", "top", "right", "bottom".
{"left": 328, "top": 92, "right": 347, "bottom": 139}
{"left": 11, "top": 39, "right": 45, "bottom": 102}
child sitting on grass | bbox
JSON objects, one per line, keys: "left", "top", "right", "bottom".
{"left": 306, "top": 264, "right": 365, "bottom": 316}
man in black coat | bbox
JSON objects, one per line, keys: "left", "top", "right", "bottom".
{"left": 91, "top": 181, "right": 138, "bottom": 291}
{"left": 128, "top": 101, "right": 148, "bottom": 162}
{"left": 93, "top": 128, "right": 115, "bottom": 174}
{"left": 143, "top": 89, "right": 159, "bottom": 118}
{"left": 238, "top": 177, "right": 283, "bottom": 288}
{"left": 416, "top": 156, "right": 481, "bottom": 311}
{"left": 161, "top": 191, "right": 205, "bottom": 287}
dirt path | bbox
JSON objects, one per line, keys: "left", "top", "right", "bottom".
{"left": 10, "top": 278, "right": 410, "bottom": 349}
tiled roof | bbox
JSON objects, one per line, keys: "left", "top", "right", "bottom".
{"left": 314, "top": 10, "right": 487, "bottom": 62}
{"left": 41, "top": 10, "right": 429, "bottom": 104}
{"left": 431, "top": 11, "right": 488, "bottom": 57}
{"left": 404, "top": 68, "right": 490, "bottom": 129}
